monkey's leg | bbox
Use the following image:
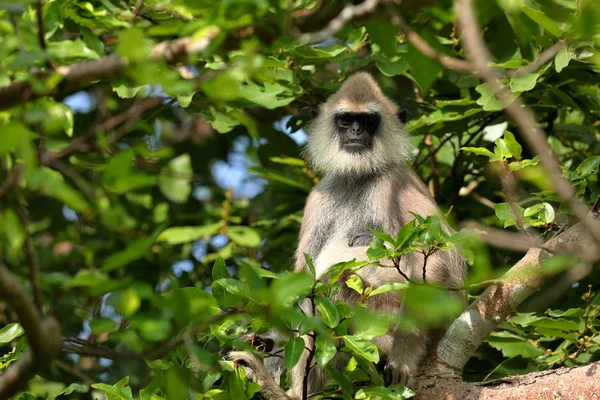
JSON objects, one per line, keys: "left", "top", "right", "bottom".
{"left": 384, "top": 329, "right": 426, "bottom": 388}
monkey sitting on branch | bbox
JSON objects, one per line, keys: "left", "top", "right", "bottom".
{"left": 227, "top": 72, "right": 467, "bottom": 399}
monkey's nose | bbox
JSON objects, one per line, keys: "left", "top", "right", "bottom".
{"left": 350, "top": 121, "right": 363, "bottom": 135}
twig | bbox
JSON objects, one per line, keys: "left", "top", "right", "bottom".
{"left": 0, "top": 32, "right": 218, "bottom": 111}
{"left": 0, "top": 165, "right": 24, "bottom": 199}
{"left": 35, "top": 0, "right": 48, "bottom": 52}
{"left": 53, "top": 360, "right": 94, "bottom": 385}
{"left": 298, "top": 0, "right": 381, "bottom": 44}
{"left": 14, "top": 202, "right": 43, "bottom": 313}
{"left": 508, "top": 41, "right": 565, "bottom": 77}
{"left": 455, "top": 0, "right": 600, "bottom": 246}
{"left": 0, "top": 265, "right": 62, "bottom": 399}
{"left": 385, "top": 2, "right": 473, "bottom": 71}
{"left": 40, "top": 97, "right": 162, "bottom": 165}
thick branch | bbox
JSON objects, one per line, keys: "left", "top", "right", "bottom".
{"left": 415, "top": 360, "right": 600, "bottom": 400}
{"left": 455, "top": 0, "right": 600, "bottom": 246}
{"left": 434, "top": 215, "right": 599, "bottom": 375}
{"left": 0, "top": 33, "right": 217, "bottom": 111}
{"left": 0, "top": 265, "right": 62, "bottom": 399}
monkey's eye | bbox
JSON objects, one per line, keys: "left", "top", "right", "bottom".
{"left": 363, "top": 114, "right": 380, "bottom": 130}
{"left": 336, "top": 114, "right": 352, "bottom": 128}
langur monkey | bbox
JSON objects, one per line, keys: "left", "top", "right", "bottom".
{"left": 227, "top": 72, "right": 466, "bottom": 399}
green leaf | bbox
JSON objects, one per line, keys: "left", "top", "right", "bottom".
{"left": 554, "top": 46, "right": 570, "bottom": 73}
{"left": 89, "top": 318, "right": 118, "bottom": 334}
{"left": 270, "top": 272, "right": 314, "bottom": 310}
{"left": 238, "top": 82, "right": 295, "bottom": 109}
{"left": 0, "top": 324, "right": 24, "bottom": 345}
{"left": 368, "top": 282, "right": 408, "bottom": 297}
{"left": 366, "top": 20, "right": 398, "bottom": 57}
{"left": 0, "top": 121, "right": 35, "bottom": 155}
{"left": 305, "top": 253, "right": 316, "bottom": 278}
{"left": 92, "top": 376, "right": 134, "bottom": 400}
{"left": 352, "top": 309, "right": 391, "bottom": 340}
{"left": 157, "top": 223, "right": 220, "bottom": 245}
{"left": 284, "top": 337, "right": 305, "bottom": 370}
{"left": 315, "top": 296, "right": 340, "bottom": 328}
{"left": 212, "top": 256, "right": 231, "bottom": 280}
{"left": 510, "top": 73, "right": 539, "bottom": 92}
{"left": 345, "top": 274, "right": 364, "bottom": 295}
{"left": 28, "top": 167, "right": 90, "bottom": 212}
{"left": 503, "top": 131, "right": 522, "bottom": 159}
{"left": 112, "top": 80, "right": 145, "bottom": 98}
{"left": 476, "top": 84, "right": 504, "bottom": 111}
{"left": 572, "top": 156, "right": 600, "bottom": 180}
{"left": 101, "top": 237, "right": 154, "bottom": 272}
{"left": 343, "top": 335, "right": 379, "bottom": 363}
{"left": 228, "top": 226, "right": 261, "bottom": 248}
{"left": 315, "top": 334, "right": 337, "bottom": 367}
{"left": 520, "top": 5, "right": 563, "bottom": 37}
{"left": 485, "top": 336, "right": 545, "bottom": 359}
{"left": 460, "top": 147, "right": 495, "bottom": 159}
{"left": 162, "top": 287, "right": 220, "bottom": 324}
{"left": 159, "top": 154, "right": 193, "bottom": 204}
{"left": 547, "top": 308, "right": 585, "bottom": 318}
{"left": 355, "top": 386, "right": 414, "bottom": 399}
{"left": 375, "top": 56, "right": 409, "bottom": 77}
{"left": 291, "top": 45, "right": 346, "bottom": 60}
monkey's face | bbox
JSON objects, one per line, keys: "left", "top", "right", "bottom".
{"left": 334, "top": 112, "right": 381, "bottom": 154}
{"left": 305, "top": 72, "right": 413, "bottom": 176}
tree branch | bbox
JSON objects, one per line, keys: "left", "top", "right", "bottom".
{"left": 432, "top": 214, "right": 599, "bottom": 376}
{"left": 0, "top": 265, "right": 62, "bottom": 399}
{"left": 297, "top": 0, "right": 381, "bottom": 44}
{"left": 454, "top": 0, "right": 600, "bottom": 246}
{"left": 508, "top": 41, "right": 565, "bottom": 77}
{"left": 415, "top": 360, "right": 600, "bottom": 400}
{"left": 385, "top": 2, "right": 473, "bottom": 71}
{"left": 0, "top": 32, "right": 217, "bottom": 111}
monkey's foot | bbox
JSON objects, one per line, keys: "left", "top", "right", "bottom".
{"left": 384, "top": 360, "right": 414, "bottom": 388}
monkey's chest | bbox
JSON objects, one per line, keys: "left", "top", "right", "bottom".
{"left": 307, "top": 199, "right": 381, "bottom": 279}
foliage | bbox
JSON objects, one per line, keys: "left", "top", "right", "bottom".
{"left": 0, "top": 0, "right": 599, "bottom": 399}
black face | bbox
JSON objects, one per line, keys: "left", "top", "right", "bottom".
{"left": 334, "top": 112, "right": 381, "bottom": 153}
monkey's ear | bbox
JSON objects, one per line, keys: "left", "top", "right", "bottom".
{"left": 397, "top": 109, "right": 407, "bottom": 124}
{"left": 301, "top": 106, "right": 319, "bottom": 119}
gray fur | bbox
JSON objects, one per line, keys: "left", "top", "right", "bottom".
{"left": 227, "top": 72, "right": 466, "bottom": 399}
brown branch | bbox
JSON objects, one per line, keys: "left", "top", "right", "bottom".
{"left": 0, "top": 165, "right": 24, "bottom": 199}
{"left": 508, "top": 41, "right": 565, "bottom": 77}
{"left": 415, "top": 360, "right": 600, "bottom": 399}
{"left": 0, "top": 265, "right": 62, "bottom": 399}
{"left": 455, "top": 0, "right": 600, "bottom": 246}
{"left": 40, "top": 97, "right": 162, "bottom": 165}
{"left": 432, "top": 214, "right": 599, "bottom": 376}
{"left": 0, "top": 32, "right": 217, "bottom": 111}
{"left": 35, "top": 0, "right": 47, "bottom": 52}
{"left": 385, "top": 2, "right": 473, "bottom": 71}
{"left": 14, "top": 202, "right": 43, "bottom": 312}
{"left": 297, "top": 0, "right": 381, "bottom": 44}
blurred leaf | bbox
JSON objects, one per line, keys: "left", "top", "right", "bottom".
{"left": 157, "top": 224, "right": 220, "bottom": 244}
{"left": 228, "top": 226, "right": 261, "bottom": 248}
{"left": 0, "top": 324, "right": 24, "bottom": 345}
{"left": 159, "top": 154, "right": 193, "bottom": 204}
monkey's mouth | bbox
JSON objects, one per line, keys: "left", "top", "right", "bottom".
{"left": 342, "top": 139, "right": 371, "bottom": 153}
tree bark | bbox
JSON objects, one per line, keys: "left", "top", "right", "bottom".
{"left": 415, "top": 361, "right": 600, "bottom": 400}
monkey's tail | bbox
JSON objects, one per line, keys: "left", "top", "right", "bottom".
{"left": 226, "top": 351, "right": 295, "bottom": 400}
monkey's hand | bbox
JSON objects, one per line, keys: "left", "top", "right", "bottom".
{"left": 348, "top": 231, "right": 374, "bottom": 247}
